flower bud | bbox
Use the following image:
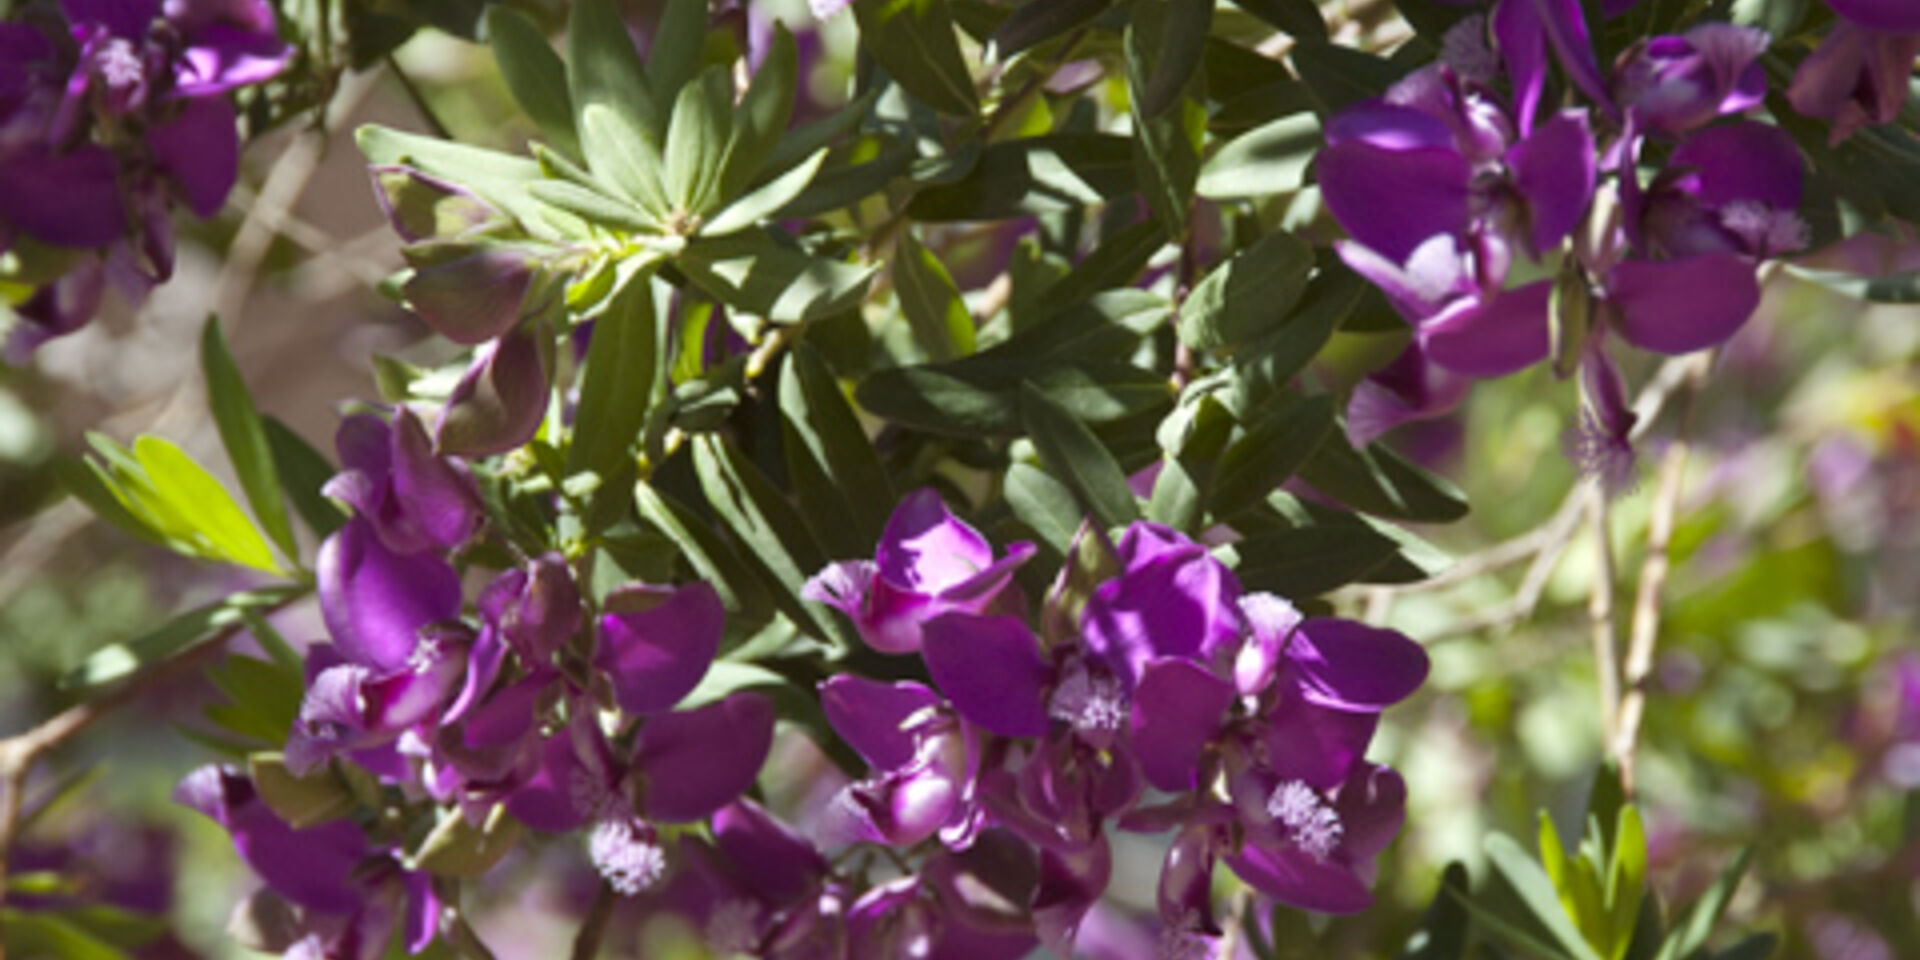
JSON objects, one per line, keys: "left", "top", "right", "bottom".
{"left": 401, "top": 244, "right": 539, "bottom": 345}
{"left": 435, "top": 325, "right": 552, "bottom": 457}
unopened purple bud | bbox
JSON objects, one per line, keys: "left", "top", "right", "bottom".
{"left": 435, "top": 325, "right": 552, "bottom": 458}
{"left": 479, "top": 553, "right": 582, "bottom": 664}
{"left": 401, "top": 244, "right": 538, "bottom": 345}
{"left": 370, "top": 165, "right": 504, "bottom": 244}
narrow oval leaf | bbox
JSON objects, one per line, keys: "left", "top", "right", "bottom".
{"left": 851, "top": 0, "right": 979, "bottom": 117}
{"left": 893, "top": 232, "right": 975, "bottom": 361}
{"left": 134, "top": 436, "right": 282, "bottom": 573}
{"left": 857, "top": 357, "right": 1172, "bottom": 436}
{"left": 1210, "top": 393, "right": 1335, "bottom": 519}
{"left": 702, "top": 148, "right": 829, "bottom": 237}
{"left": 567, "top": 273, "right": 660, "bottom": 504}
{"left": 1019, "top": 383, "right": 1142, "bottom": 532}
{"left": 201, "top": 317, "right": 296, "bottom": 563}
{"left": 485, "top": 5, "right": 579, "bottom": 159}
{"left": 1178, "top": 229, "right": 1316, "bottom": 352}
{"left": 779, "top": 343, "right": 894, "bottom": 546}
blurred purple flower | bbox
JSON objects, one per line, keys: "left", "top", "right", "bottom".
{"left": 820, "top": 676, "right": 983, "bottom": 848}
{"left": 322, "top": 409, "right": 485, "bottom": 556}
{"left": 805, "top": 488, "right": 1035, "bottom": 654}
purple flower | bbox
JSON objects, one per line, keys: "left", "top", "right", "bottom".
{"left": 476, "top": 553, "right": 582, "bottom": 665}
{"left": 820, "top": 676, "right": 983, "bottom": 848}
{"left": 1221, "top": 761, "right": 1408, "bottom": 914}
{"left": 805, "top": 488, "right": 1036, "bottom": 654}
{"left": 175, "top": 765, "right": 440, "bottom": 958}
{"left": 283, "top": 623, "right": 470, "bottom": 776}
{"left": 1789, "top": 7, "right": 1920, "bottom": 145}
{"left": 1613, "top": 23, "right": 1770, "bottom": 137}
{"left": 593, "top": 581, "right": 725, "bottom": 716}
{"left": 1080, "top": 523, "right": 1242, "bottom": 689}
{"left": 322, "top": 408, "right": 485, "bottom": 556}
{"left": 1346, "top": 342, "right": 1471, "bottom": 446}
{"left": 315, "top": 516, "right": 463, "bottom": 675}
{"left": 666, "top": 799, "right": 844, "bottom": 957}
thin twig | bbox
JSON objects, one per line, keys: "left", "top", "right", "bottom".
{"left": 570, "top": 883, "right": 616, "bottom": 960}
{"left": 1612, "top": 354, "right": 1709, "bottom": 793}
{"left": 1587, "top": 480, "right": 1622, "bottom": 752}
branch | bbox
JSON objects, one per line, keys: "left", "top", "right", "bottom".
{"left": 570, "top": 883, "right": 616, "bottom": 960}
{"left": 1587, "top": 481, "right": 1622, "bottom": 751}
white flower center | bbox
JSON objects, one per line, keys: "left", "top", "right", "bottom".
{"left": 1265, "top": 780, "right": 1344, "bottom": 862}
{"left": 1048, "top": 669, "right": 1127, "bottom": 733}
{"left": 588, "top": 818, "right": 665, "bottom": 895}
{"left": 1719, "top": 201, "right": 1809, "bottom": 258}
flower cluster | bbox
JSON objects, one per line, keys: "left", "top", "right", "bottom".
{"left": 1321, "top": 1, "right": 1878, "bottom": 487}
{"left": 179, "top": 405, "right": 774, "bottom": 958}
{"left": 0, "top": 0, "right": 290, "bottom": 358}
{"left": 801, "top": 490, "right": 1429, "bottom": 956}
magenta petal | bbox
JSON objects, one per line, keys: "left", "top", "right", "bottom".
{"left": 921, "top": 613, "right": 1049, "bottom": 738}
{"left": 1258, "top": 699, "right": 1379, "bottom": 790}
{"left": 147, "top": 96, "right": 238, "bottom": 217}
{"left": 1318, "top": 141, "right": 1472, "bottom": 264}
{"left": 1606, "top": 255, "right": 1758, "bottom": 354}
{"left": 636, "top": 693, "right": 775, "bottom": 823}
{"left": 1494, "top": 0, "right": 1547, "bottom": 129}
{"left": 1526, "top": 0, "right": 1611, "bottom": 110}
{"left": 61, "top": 0, "right": 159, "bottom": 37}
{"left": 174, "top": 25, "right": 292, "bottom": 95}
{"left": 507, "top": 724, "right": 602, "bottom": 832}
{"left": 1419, "top": 279, "right": 1552, "bottom": 377}
{"left": 1332, "top": 763, "right": 1408, "bottom": 861}
{"left": 876, "top": 488, "right": 995, "bottom": 591}
{"left": 819, "top": 676, "right": 939, "bottom": 770}
{"left": 1130, "top": 658, "right": 1234, "bottom": 792}
{"left": 317, "top": 517, "right": 462, "bottom": 674}
{"left": 1829, "top": 0, "right": 1920, "bottom": 31}
{"left": 390, "top": 408, "right": 484, "bottom": 551}
{"left": 712, "top": 800, "right": 829, "bottom": 907}
{"left": 1223, "top": 844, "right": 1373, "bottom": 914}
{"left": 1670, "top": 122, "right": 1803, "bottom": 211}
{"left": 1287, "top": 619, "right": 1429, "bottom": 711}
{"left": 1325, "top": 102, "right": 1457, "bottom": 151}
{"left": 404, "top": 870, "right": 440, "bottom": 955}
{"left": 0, "top": 145, "right": 126, "bottom": 248}
{"left": 594, "top": 582, "right": 724, "bottom": 716}
{"left": 175, "top": 766, "right": 369, "bottom": 914}
{"left": 1507, "top": 110, "right": 1595, "bottom": 256}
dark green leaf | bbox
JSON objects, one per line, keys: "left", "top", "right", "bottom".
{"left": 1230, "top": 0, "right": 1328, "bottom": 40}
{"left": 568, "top": 0, "right": 660, "bottom": 140}
{"left": 1228, "top": 521, "right": 1402, "bottom": 597}
{"left": 1655, "top": 848, "right": 1753, "bottom": 960}
{"left": 1178, "top": 229, "right": 1315, "bottom": 352}
{"left": 893, "top": 232, "right": 976, "bottom": 360}
{"left": 1002, "top": 288, "right": 1172, "bottom": 361}
{"left": 852, "top": 0, "right": 979, "bottom": 116}
{"left": 568, "top": 274, "right": 659, "bottom": 521}
{"left": 634, "top": 482, "right": 772, "bottom": 619}
{"left": 62, "top": 585, "right": 306, "bottom": 692}
{"left": 1486, "top": 834, "right": 1608, "bottom": 960}
{"left": 1126, "top": 1, "right": 1203, "bottom": 236}
{"left": 1198, "top": 112, "right": 1322, "bottom": 199}
{"left": 200, "top": 317, "right": 296, "bottom": 564}
{"left": 723, "top": 23, "right": 800, "bottom": 200}
{"left": 1145, "top": 393, "right": 1235, "bottom": 531}
{"left": 1211, "top": 394, "right": 1334, "bottom": 519}
{"left": 988, "top": 0, "right": 1110, "bottom": 60}
{"left": 1297, "top": 430, "right": 1470, "bottom": 522}
{"left": 411, "top": 803, "right": 521, "bottom": 877}
{"left": 1224, "top": 262, "right": 1368, "bottom": 412}
{"left": 1711, "top": 933, "right": 1778, "bottom": 960}
{"left": 485, "top": 5, "right": 578, "bottom": 159}
{"left": 1034, "top": 219, "right": 1166, "bottom": 315}
{"left": 646, "top": 0, "right": 709, "bottom": 102}
{"left": 908, "top": 134, "right": 1136, "bottom": 220}
{"left": 1139, "top": 0, "right": 1213, "bottom": 118}
{"left": 858, "top": 357, "right": 1172, "bottom": 436}
{"left": 1004, "top": 461, "right": 1081, "bottom": 555}
{"left": 1400, "top": 862, "right": 1471, "bottom": 960}
{"left": 1020, "top": 383, "right": 1142, "bottom": 531}
{"left": 1, "top": 910, "right": 137, "bottom": 960}
{"left": 262, "top": 416, "right": 346, "bottom": 538}
{"left": 678, "top": 232, "right": 876, "bottom": 322}
{"left": 1292, "top": 40, "right": 1402, "bottom": 113}
{"left": 779, "top": 343, "right": 895, "bottom": 548}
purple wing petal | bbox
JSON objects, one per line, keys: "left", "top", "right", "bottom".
{"left": 1286, "top": 619, "right": 1430, "bottom": 711}
{"left": 146, "top": 96, "right": 238, "bottom": 218}
{"left": 819, "top": 675, "right": 940, "bottom": 770}
{"left": 0, "top": 145, "right": 126, "bottom": 248}
{"left": 1670, "top": 122, "right": 1804, "bottom": 211}
{"left": 876, "top": 488, "right": 995, "bottom": 593}
{"left": 921, "top": 613, "right": 1049, "bottom": 738}
{"left": 712, "top": 799, "right": 828, "bottom": 907}
{"left": 1606, "top": 254, "right": 1758, "bottom": 354}
{"left": 1507, "top": 109, "right": 1596, "bottom": 256}
{"left": 1828, "top": 0, "right": 1920, "bottom": 31}
{"left": 60, "top": 0, "right": 159, "bottom": 37}
{"left": 1332, "top": 762, "right": 1408, "bottom": 861}
{"left": 636, "top": 693, "right": 775, "bottom": 823}
{"left": 1129, "top": 658, "right": 1234, "bottom": 792}
{"left": 1318, "top": 141, "right": 1472, "bottom": 264}
{"left": 390, "top": 408, "right": 484, "bottom": 551}
{"left": 1419, "top": 279, "right": 1552, "bottom": 377}
{"left": 316, "top": 517, "right": 462, "bottom": 673}
{"left": 594, "top": 582, "right": 724, "bottom": 716}
{"left": 173, "top": 24, "right": 292, "bottom": 95}
{"left": 1223, "top": 844, "right": 1374, "bottom": 914}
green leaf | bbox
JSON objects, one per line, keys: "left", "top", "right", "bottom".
{"left": 1126, "top": 1, "right": 1203, "bottom": 237}
{"left": 567, "top": 104, "right": 675, "bottom": 219}
{"left": 410, "top": 803, "right": 522, "bottom": 877}
{"left": 634, "top": 482, "right": 772, "bottom": 619}
{"left": 665, "top": 67, "right": 735, "bottom": 216}
{"left": 62, "top": 585, "right": 306, "bottom": 692}
{"left": 677, "top": 232, "right": 876, "bottom": 323}
{"left": 988, "top": 0, "right": 1110, "bottom": 60}
{"left": 646, "top": 0, "right": 709, "bottom": 103}
{"left": 908, "top": 134, "right": 1137, "bottom": 220}
{"left": 690, "top": 436, "right": 856, "bottom": 651}
{"left": 567, "top": 273, "right": 659, "bottom": 522}
{"left": 1221, "top": 262, "right": 1369, "bottom": 413}
{"left": 1399, "top": 862, "right": 1471, "bottom": 960}
{"left": 262, "top": 416, "right": 346, "bottom": 538}
{"left": 485, "top": 5, "right": 579, "bottom": 159}
{"left": 851, "top": 0, "right": 979, "bottom": 116}
{"left": 248, "top": 753, "right": 356, "bottom": 828}
{"left": 56, "top": 457, "right": 165, "bottom": 548}
{"left": 858, "top": 357, "right": 1172, "bottom": 436}
{"left": 1210, "top": 394, "right": 1335, "bottom": 519}
{"left": 1004, "top": 460, "right": 1081, "bottom": 555}
{"left": 1178, "top": 229, "right": 1315, "bottom": 352}
{"left": 527, "top": 176, "right": 658, "bottom": 232}
{"left": 1292, "top": 40, "right": 1402, "bottom": 113}
{"left": 893, "top": 232, "right": 976, "bottom": 361}
{"left": 201, "top": 317, "right": 297, "bottom": 564}
{"left": 2, "top": 910, "right": 137, "bottom": 960}
{"left": 1486, "top": 834, "right": 1608, "bottom": 960}
{"left": 204, "top": 654, "right": 302, "bottom": 745}
{"left": 1138, "top": 0, "right": 1213, "bottom": 118}
{"left": 1655, "top": 848, "right": 1753, "bottom": 960}
{"left": 1230, "top": 0, "right": 1329, "bottom": 40}
{"left": 132, "top": 436, "right": 282, "bottom": 573}
{"left": 1197, "top": 112, "right": 1322, "bottom": 200}
{"left": 722, "top": 23, "right": 800, "bottom": 201}
{"left": 1146, "top": 393, "right": 1235, "bottom": 531}
{"left": 1297, "top": 432, "right": 1470, "bottom": 522}
{"left": 1227, "top": 520, "right": 1402, "bottom": 597}
{"left": 1033, "top": 219, "right": 1167, "bottom": 316}
{"left": 568, "top": 0, "right": 660, "bottom": 141}
{"left": 1606, "top": 806, "right": 1647, "bottom": 960}
{"left": 703, "top": 148, "right": 828, "bottom": 236}
{"left": 1019, "top": 383, "right": 1141, "bottom": 532}
{"left": 779, "top": 343, "right": 895, "bottom": 548}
